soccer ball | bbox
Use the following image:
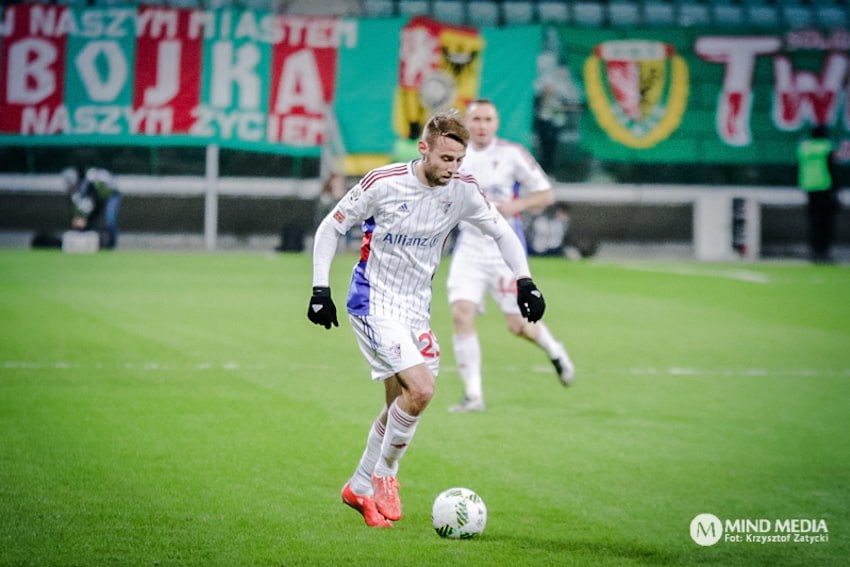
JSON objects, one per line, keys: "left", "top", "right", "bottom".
{"left": 431, "top": 487, "right": 487, "bottom": 539}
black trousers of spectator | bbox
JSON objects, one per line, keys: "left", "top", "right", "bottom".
{"left": 806, "top": 188, "right": 838, "bottom": 261}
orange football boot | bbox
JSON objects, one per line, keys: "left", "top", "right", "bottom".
{"left": 371, "top": 475, "right": 402, "bottom": 521}
{"left": 341, "top": 483, "right": 392, "bottom": 528}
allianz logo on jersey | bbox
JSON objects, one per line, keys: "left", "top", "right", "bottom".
{"left": 382, "top": 233, "right": 440, "bottom": 247}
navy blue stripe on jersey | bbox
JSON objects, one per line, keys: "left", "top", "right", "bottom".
{"left": 347, "top": 217, "right": 376, "bottom": 316}
{"left": 510, "top": 214, "right": 527, "bottom": 251}
{"left": 362, "top": 217, "right": 376, "bottom": 241}
{"left": 348, "top": 262, "right": 370, "bottom": 315}
{"left": 510, "top": 180, "right": 526, "bottom": 249}
{"left": 361, "top": 216, "right": 376, "bottom": 234}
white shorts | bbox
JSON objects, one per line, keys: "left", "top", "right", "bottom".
{"left": 349, "top": 314, "right": 441, "bottom": 381}
{"left": 446, "top": 254, "right": 520, "bottom": 315}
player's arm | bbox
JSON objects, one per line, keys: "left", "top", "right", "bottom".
{"left": 498, "top": 188, "right": 555, "bottom": 217}
{"left": 307, "top": 182, "right": 371, "bottom": 329}
{"left": 465, "top": 195, "right": 546, "bottom": 322}
{"left": 308, "top": 216, "right": 340, "bottom": 329}
{"left": 498, "top": 146, "right": 556, "bottom": 217}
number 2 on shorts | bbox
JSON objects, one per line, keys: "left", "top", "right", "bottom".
{"left": 417, "top": 330, "right": 440, "bottom": 358}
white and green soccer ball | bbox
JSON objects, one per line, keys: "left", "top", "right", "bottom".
{"left": 431, "top": 487, "right": 487, "bottom": 539}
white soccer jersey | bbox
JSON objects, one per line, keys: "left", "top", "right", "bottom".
{"left": 455, "top": 138, "right": 550, "bottom": 262}
{"left": 329, "top": 160, "right": 504, "bottom": 328}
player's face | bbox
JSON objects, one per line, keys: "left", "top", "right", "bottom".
{"left": 465, "top": 103, "right": 499, "bottom": 148}
{"left": 419, "top": 136, "right": 466, "bottom": 186}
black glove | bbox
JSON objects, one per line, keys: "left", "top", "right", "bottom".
{"left": 516, "top": 278, "right": 545, "bottom": 323}
{"left": 307, "top": 286, "right": 338, "bottom": 329}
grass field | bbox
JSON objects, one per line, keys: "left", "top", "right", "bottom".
{"left": 1, "top": 250, "right": 848, "bottom": 566}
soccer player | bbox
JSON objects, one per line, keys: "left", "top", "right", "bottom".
{"left": 446, "top": 99, "right": 575, "bottom": 414}
{"left": 306, "top": 112, "right": 547, "bottom": 528}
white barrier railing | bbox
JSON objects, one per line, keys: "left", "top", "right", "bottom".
{"left": 2, "top": 174, "right": 844, "bottom": 259}
{"left": 0, "top": 173, "right": 322, "bottom": 197}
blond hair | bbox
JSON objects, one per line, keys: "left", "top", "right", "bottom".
{"left": 422, "top": 110, "right": 470, "bottom": 147}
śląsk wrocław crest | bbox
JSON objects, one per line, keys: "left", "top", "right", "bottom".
{"left": 584, "top": 40, "right": 689, "bottom": 149}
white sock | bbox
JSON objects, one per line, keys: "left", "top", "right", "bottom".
{"left": 453, "top": 333, "right": 483, "bottom": 401}
{"left": 374, "top": 399, "right": 419, "bottom": 478}
{"left": 533, "top": 322, "right": 563, "bottom": 359}
{"left": 350, "top": 418, "right": 385, "bottom": 495}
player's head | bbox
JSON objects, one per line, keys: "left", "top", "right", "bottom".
{"left": 464, "top": 99, "right": 499, "bottom": 148}
{"left": 418, "top": 111, "right": 469, "bottom": 186}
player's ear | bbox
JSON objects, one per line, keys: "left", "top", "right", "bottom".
{"left": 418, "top": 140, "right": 427, "bottom": 157}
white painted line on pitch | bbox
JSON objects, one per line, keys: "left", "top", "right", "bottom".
{"left": 5, "top": 362, "right": 845, "bottom": 378}
{"left": 1, "top": 361, "right": 334, "bottom": 372}
{"left": 525, "top": 365, "right": 848, "bottom": 377}
{"left": 618, "top": 264, "right": 771, "bottom": 284}
{"left": 2, "top": 361, "right": 267, "bottom": 371}
{"left": 628, "top": 367, "right": 850, "bottom": 377}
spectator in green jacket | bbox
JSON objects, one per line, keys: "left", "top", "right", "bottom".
{"left": 797, "top": 126, "right": 839, "bottom": 262}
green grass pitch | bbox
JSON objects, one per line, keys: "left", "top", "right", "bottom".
{"left": 1, "top": 250, "right": 848, "bottom": 566}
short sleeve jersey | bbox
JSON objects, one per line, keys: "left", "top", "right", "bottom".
{"left": 329, "top": 160, "right": 501, "bottom": 328}
{"left": 455, "top": 138, "right": 550, "bottom": 261}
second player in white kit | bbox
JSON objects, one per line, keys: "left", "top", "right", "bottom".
{"left": 447, "top": 99, "right": 576, "bottom": 413}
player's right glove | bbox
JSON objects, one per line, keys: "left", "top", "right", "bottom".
{"left": 307, "top": 286, "right": 338, "bottom": 329}
{"left": 516, "top": 277, "right": 546, "bottom": 323}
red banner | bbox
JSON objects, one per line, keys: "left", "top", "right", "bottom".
{"left": 267, "top": 16, "right": 338, "bottom": 146}
{"left": 132, "top": 6, "right": 201, "bottom": 134}
{"left": 0, "top": 4, "right": 68, "bottom": 133}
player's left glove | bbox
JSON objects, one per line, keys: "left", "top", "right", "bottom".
{"left": 307, "top": 286, "right": 338, "bottom": 329}
{"left": 516, "top": 278, "right": 545, "bottom": 323}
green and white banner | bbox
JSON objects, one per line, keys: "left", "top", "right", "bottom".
{"left": 558, "top": 27, "right": 850, "bottom": 163}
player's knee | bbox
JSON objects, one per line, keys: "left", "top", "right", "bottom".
{"left": 452, "top": 313, "right": 471, "bottom": 332}
{"left": 408, "top": 383, "right": 435, "bottom": 411}
{"left": 451, "top": 302, "right": 476, "bottom": 331}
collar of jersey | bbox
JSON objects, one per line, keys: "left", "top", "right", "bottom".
{"left": 409, "top": 159, "right": 448, "bottom": 190}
